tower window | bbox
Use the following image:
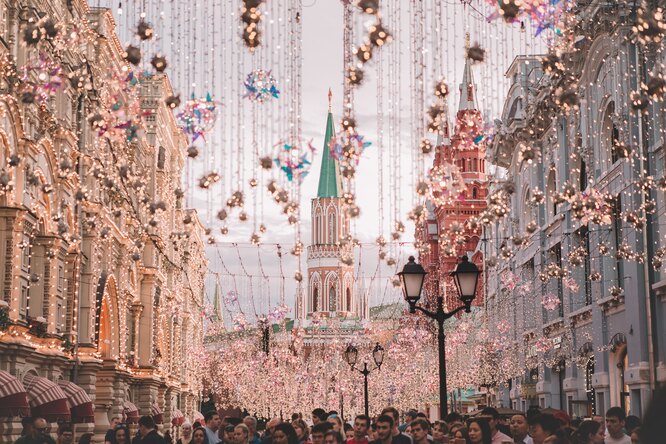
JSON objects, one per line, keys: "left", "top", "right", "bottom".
{"left": 313, "top": 287, "right": 319, "bottom": 312}
{"left": 467, "top": 83, "right": 474, "bottom": 102}
{"left": 329, "top": 286, "right": 336, "bottom": 311}
{"left": 346, "top": 288, "right": 351, "bottom": 312}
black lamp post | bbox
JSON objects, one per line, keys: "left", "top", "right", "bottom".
{"left": 398, "top": 255, "right": 479, "bottom": 420}
{"left": 344, "top": 342, "right": 384, "bottom": 417}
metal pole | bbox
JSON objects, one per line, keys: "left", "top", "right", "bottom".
{"left": 363, "top": 363, "right": 370, "bottom": 418}
{"left": 437, "top": 297, "right": 447, "bottom": 420}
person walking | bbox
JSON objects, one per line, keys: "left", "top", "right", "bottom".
{"left": 604, "top": 408, "right": 631, "bottom": 444}
{"left": 370, "top": 415, "right": 395, "bottom": 444}
{"left": 380, "top": 408, "right": 412, "bottom": 444}
{"left": 408, "top": 419, "right": 430, "bottom": 444}
{"left": 467, "top": 419, "right": 492, "bottom": 444}
{"left": 348, "top": 415, "right": 370, "bottom": 444}
{"left": 203, "top": 411, "right": 222, "bottom": 444}
{"left": 177, "top": 422, "right": 194, "bottom": 444}
{"left": 138, "top": 416, "right": 166, "bottom": 444}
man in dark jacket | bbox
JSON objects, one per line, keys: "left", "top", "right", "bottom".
{"left": 137, "top": 416, "right": 166, "bottom": 444}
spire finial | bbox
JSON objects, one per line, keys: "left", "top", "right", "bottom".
{"left": 465, "top": 32, "right": 470, "bottom": 51}
{"left": 328, "top": 88, "right": 332, "bottom": 112}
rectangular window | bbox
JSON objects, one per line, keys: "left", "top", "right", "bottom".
{"left": 19, "top": 286, "right": 28, "bottom": 320}
{"left": 58, "top": 265, "right": 64, "bottom": 291}
{"left": 612, "top": 196, "right": 623, "bottom": 285}
{"left": 21, "top": 239, "right": 30, "bottom": 270}
{"left": 56, "top": 301, "right": 63, "bottom": 333}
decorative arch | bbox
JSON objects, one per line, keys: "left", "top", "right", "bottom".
{"left": 94, "top": 273, "right": 121, "bottom": 360}
{"left": 310, "top": 272, "right": 322, "bottom": 313}
{"left": 326, "top": 204, "right": 338, "bottom": 244}
{"left": 599, "top": 101, "right": 619, "bottom": 172}
{"left": 314, "top": 206, "right": 322, "bottom": 244}
{"left": 324, "top": 272, "right": 339, "bottom": 312}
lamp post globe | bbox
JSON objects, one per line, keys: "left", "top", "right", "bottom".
{"left": 398, "top": 256, "right": 427, "bottom": 311}
{"left": 344, "top": 344, "right": 358, "bottom": 368}
{"left": 372, "top": 342, "right": 385, "bottom": 368}
{"left": 450, "top": 256, "right": 480, "bottom": 310}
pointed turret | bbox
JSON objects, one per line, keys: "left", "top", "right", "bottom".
{"left": 317, "top": 89, "right": 343, "bottom": 198}
{"left": 458, "top": 33, "right": 478, "bottom": 112}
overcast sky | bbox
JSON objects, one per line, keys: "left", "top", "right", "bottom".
{"left": 103, "top": 0, "right": 547, "bottom": 322}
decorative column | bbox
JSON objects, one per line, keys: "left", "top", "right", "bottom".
{"left": 130, "top": 303, "right": 143, "bottom": 366}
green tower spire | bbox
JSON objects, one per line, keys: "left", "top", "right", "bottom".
{"left": 317, "top": 89, "right": 342, "bottom": 198}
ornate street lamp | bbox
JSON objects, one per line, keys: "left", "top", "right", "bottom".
{"left": 345, "top": 342, "right": 385, "bottom": 417}
{"left": 398, "top": 255, "right": 479, "bottom": 420}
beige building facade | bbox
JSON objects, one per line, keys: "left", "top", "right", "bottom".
{"left": 0, "top": 1, "right": 206, "bottom": 442}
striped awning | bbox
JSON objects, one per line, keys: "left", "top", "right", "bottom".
{"left": 171, "top": 408, "right": 185, "bottom": 427}
{"left": 123, "top": 400, "right": 140, "bottom": 424}
{"left": 151, "top": 401, "right": 163, "bottom": 424}
{"left": 0, "top": 370, "right": 30, "bottom": 417}
{"left": 23, "top": 374, "right": 70, "bottom": 422}
{"left": 57, "top": 380, "right": 94, "bottom": 423}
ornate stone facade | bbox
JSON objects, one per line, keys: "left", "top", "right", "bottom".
{"left": 0, "top": 1, "right": 206, "bottom": 441}
{"left": 486, "top": 1, "right": 666, "bottom": 417}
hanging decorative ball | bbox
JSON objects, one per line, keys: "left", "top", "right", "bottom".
{"left": 151, "top": 54, "right": 168, "bottom": 72}
{"left": 525, "top": 221, "right": 538, "bottom": 234}
{"left": 124, "top": 45, "right": 142, "bottom": 65}
{"left": 242, "top": 28, "right": 261, "bottom": 51}
{"left": 428, "top": 103, "right": 444, "bottom": 120}
{"left": 176, "top": 94, "right": 221, "bottom": 141}
{"left": 542, "top": 53, "right": 564, "bottom": 77}
{"left": 187, "top": 146, "right": 200, "bottom": 158}
{"left": 250, "top": 233, "right": 261, "bottom": 245}
{"left": 136, "top": 20, "right": 154, "bottom": 40}
{"left": 497, "top": 0, "right": 520, "bottom": 22}
{"left": 340, "top": 115, "right": 357, "bottom": 133}
{"left": 348, "top": 205, "right": 361, "bottom": 218}
{"left": 346, "top": 66, "right": 364, "bottom": 86}
{"left": 41, "top": 19, "right": 59, "bottom": 39}
{"left": 260, "top": 156, "right": 273, "bottom": 169}
{"left": 632, "top": 4, "right": 666, "bottom": 44}
{"left": 165, "top": 95, "right": 181, "bottom": 109}
{"left": 467, "top": 43, "right": 486, "bottom": 63}
{"left": 341, "top": 165, "right": 356, "bottom": 179}
{"left": 427, "top": 162, "right": 466, "bottom": 206}
{"left": 357, "top": 0, "right": 379, "bottom": 14}
{"left": 19, "top": 55, "right": 64, "bottom": 105}
{"left": 259, "top": 224, "right": 267, "bottom": 233}
{"left": 88, "top": 113, "right": 105, "bottom": 130}
{"left": 241, "top": 6, "right": 262, "bottom": 24}
{"left": 238, "top": 211, "right": 248, "bottom": 222}
{"left": 23, "top": 23, "right": 42, "bottom": 45}
{"left": 288, "top": 215, "right": 299, "bottom": 225}
{"left": 272, "top": 138, "right": 316, "bottom": 183}
{"left": 368, "top": 21, "right": 392, "bottom": 47}
{"left": 198, "top": 172, "right": 221, "bottom": 189}
{"left": 434, "top": 79, "right": 449, "bottom": 98}
{"left": 354, "top": 42, "right": 373, "bottom": 64}
{"left": 630, "top": 91, "right": 649, "bottom": 111}
{"left": 244, "top": 69, "right": 279, "bottom": 103}
{"left": 220, "top": 226, "right": 229, "bottom": 235}
{"left": 249, "top": 178, "right": 258, "bottom": 188}
{"left": 131, "top": 252, "right": 141, "bottom": 262}
{"left": 217, "top": 210, "right": 228, "bottom": 221}
{"left": 646, "top": 74, "right": 665, "bottom": 99}
{"left": 420, "top": 138, "right": 434, "bottom": 154}
{"left": 555, "top": 86, "right": 579, "bottom": 110}
{"left": 21, "top": 91, "right": 36, "bottom": 104}
{"left": 294, "top": 271, "right": 303, "bottom": 282}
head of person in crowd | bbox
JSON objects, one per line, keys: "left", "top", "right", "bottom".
{"left": 630, "top": 428, "right": 640, "bottom": 444}
{"left": 403, "top": 426, "right": 411, "bottom": 436}
{"left": 266, "top": 418, "right": 281, "bottom": 438}
{"left": 182, "top": 422, "right": 193, "bottom": 440}
{"left": 480, "top": 407, "right": 502, "bottom": 436}
{"left": 21, "top": 416, "right": 35, "bottom": 436}
{"left": 224, "top": 425, "right": 236, "bottom": 444}
{"left": 466, "top": 418, "right": 491, "bottom": 444}
{"left": 640, "top": 386, "right": 666, "bottom": 444}
{"left": 292, "top": 414, "right": 301, "bottom": 423}
{"left": 193, "top": 428, "right": 208, "bottom": 444}
{"left": 573, "top": 420, "right": 604, "bottom": 444}
{"left": 552, "top": 411, "right": 571, "bottom": 429}
{"left": 110, "top": 417, "right": 121, "bottom": 430}
{"left": 380, "top": 408, "right": 400, "bottom": 435}
{"left": 624, "top": 415, "right": 641, "bottom": 435}
{"left": 311, "top": 422, "right": 333, "bottom": 444}
{"left": 409, "top": 419, "right": 430, "bottom": 444}
{"left": 324, "top": 431, "right": 344, "bottom": 444}
{"left": 291, "top": 419, "right": 309, "bottom": 443}
{"left": 367, "top": 423, "right": 377, "bottom": 442}
{"left": 403, "top": 411, "right": 418, "bottom": 428}
{"left": 510, "top": 413, "right": 530, "bottom": 443}
{"left": 194, "top": 422, "right": 203, "bottom": 430}
{"left": 375, "top": 415, "right": 395, "bottom": 444}
{"left": 79, "top": 434, "right": 95, "bottom": 444}
{"left": 344, "top": 423, "right": 354, "bottom": 441}
{"left": 138, "top": 416, "right": 157, "bottom": 438}
{"left": 272, "top": 423, "right": 299, "bottom": 444}
{"left": 235, "top": 424, "right": 250, "bottom": 444}
{"left": 312, "top": 409, "right": 328, "bottom": 426}
{"left": 432, "top": 420, "right": 448, "bottom": 443}
{"left": 56, "top": 425, "right": 73, "bottom": 444}
{"left": 114, "top": 424, "right": 131, "bottom": 444}
{"left": 205, "top": 411, "right": 222, "bottom": 433}
{"left": 352, "top": 415, "right": 370, "bottom": 441}
{"left": 244, "top": 417, "right": 259, "bottom": 438}
{"left": 529, "top": 414, "right": 559, "bottom": 444}
{"left": 452, "top": 427, "right": 469, "bottom": 443}
{"left": 327, "top": 415, "right": 343, "bottom": 433}
{"left": 605, "top": 407, "right": 627, "bottom": 440}
{"left": 32, "top": 417, "right": 50, "bottom": 439}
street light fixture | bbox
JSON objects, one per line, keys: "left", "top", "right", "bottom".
{"left": 344, "top": 342, "right": 384, "bottom": 417}
{"left": 398, "top": 255, "right": 479, "bottom": 420}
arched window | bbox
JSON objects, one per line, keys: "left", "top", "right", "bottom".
{"left": 472, "top": 158, "right": 478, "bottom": 172}
{"left": 346, "top": 288, "right": 352, "bottom": 312}
{"left": 467, "top": 83, "right": 474, "bottom": 101}
{"left": 157, "top": 146, "right": 166, "bottom": 170}
{"left": 329, "top": 286, "right": 336, "bottom": 311}
{"left": 601, "top": 102, "right": 618, "bottom": 170}
{"left": 313, "top": 287, "right": 319, "bottom": 312}
{"left": 472, "top": 187, "right": 478, "bottom": 199}
{"left": 547, "top": 170, "right": 557, "bottom": 219}
{"left": 328, "top": 213, "right": 336, "bottom": 244}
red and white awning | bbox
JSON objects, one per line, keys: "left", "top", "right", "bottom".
{"left": 171, "top": 408, "right": 185, "bottom": 427}
{"left": 0, "top": 370, "right": 30, "bottom": 417}
{"left": 123, "top": 400, "right": 140, "bottom": 424}
{"left": 57, "top": 380, "right": 94, "bottom": 423}
{"left": 193, "top": 411, "right": 204, "bottom": 422}
{"left": 151, "top": 401, "right": 163, "bottom": 424}
{"left": 23, "top": 374, "right": 70, "bottom": 422}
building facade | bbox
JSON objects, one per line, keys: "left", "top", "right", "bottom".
{"left": 415, "top": 57, "right": 487, "bottom": 310}
{"left": 486, "top": 1, "right": 666, "bottom": 417}
{"left": 0, "top": 1, "right": 206, "bottom": 441}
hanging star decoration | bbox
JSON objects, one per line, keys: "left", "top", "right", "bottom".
{"left": 244, "top": 69, "right": 280, "bottom": 103}
{"left": 328, "top": 132, "right": 371, "bottom": 166}
{"left": 486, "top": 0, "right": 571, "bottom": 36}
{"left": 176, "top": 93, "right": 221, "bottom": 141}
{"left": 19, "top": 54, "right": 64, "bottom": 105}
{"left": 272, "top": 139, "right": 316, "bottom": 183}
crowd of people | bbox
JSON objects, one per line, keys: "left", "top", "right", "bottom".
{"left": 12, "top": 389, "right": 666, "bottom": 444}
